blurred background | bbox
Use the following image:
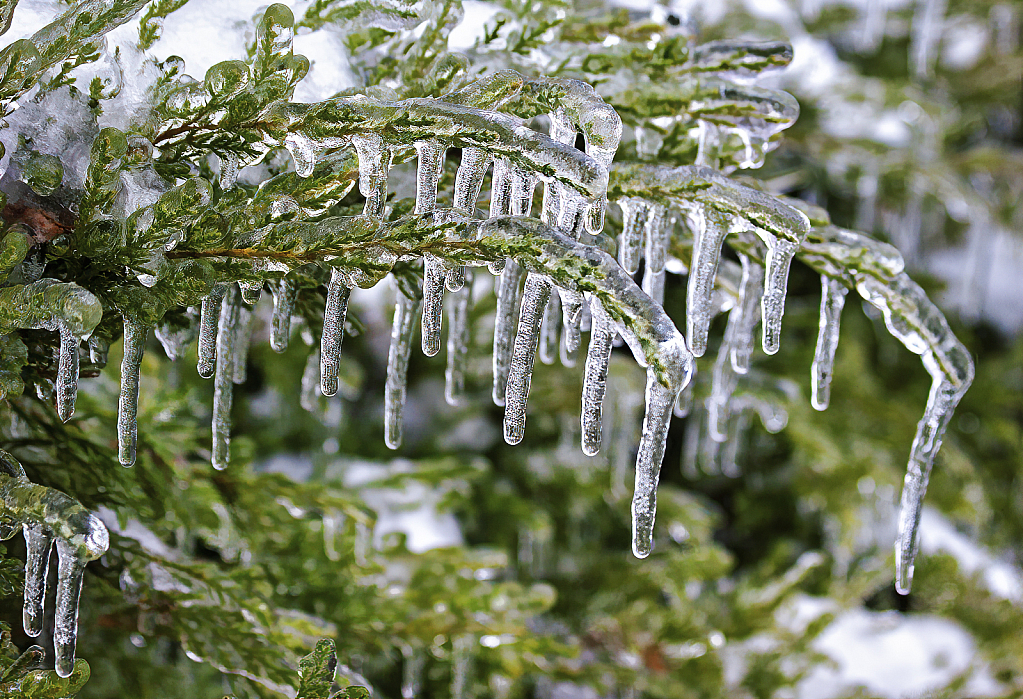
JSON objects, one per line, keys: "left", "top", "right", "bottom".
{"left": 1, "top": 0, "right": 1022, "bottom": 697}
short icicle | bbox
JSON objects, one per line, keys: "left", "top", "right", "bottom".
{"left": 212, "top": 285, "right": 241, "bottom": 470}
{"left": 492, "top": 261, "right": 525, "bottom": 406}
{"left": 118, "top": 320, "right": 148, "bottom": 467}
{"left": 22, "top": 524, "right": 53, "bottom": 638}
{"left": 234, "top": 303, "right": 254, "bottom": 385}
{"left": 385, "top": 286, "right": 424, "bottom": 449}
{"left": 53, "top": 540, "right": 87, "bottom": 678}
{"left": 581, "top": 301, "right": 614, "bottom": 456}
{"left": 642, "top": 205, "right": 670, "bottom": 305}
{"left": 198, "top": 283, "right": 228, "bottom": 379}
{"left": 271, "top": 280, "right": 297, "bottom": 352}
{"left": 686, "top": 205, "right": 731, "bottom": 357}
{"left": 539, "top": 288, "right": 561, "bottom": 365}
{"left": 811, "top": 276, "right": 848, "bottom": 411}
{"left": 445, "top": 269, "right": 473, "bottom": 406}
{"left": 618, "top": 198, "right": 651, "bottom": 275}
{"left": 729, "top": 254, "right": 765, "bottom": 374}
{"left": 55, "top": 324, "right": 80, "bottom": 423}
{"left": 760, "top": 238, "right": 800, "bottom": 355}
{"left": 353, "top": 133, "right": 391, "bottom": 217}
{"left": 503, "top": 275, "right": 552, "bottom": 445}
{"left": 321, "top": 268, "right": 351, "bottom": 397}
{"left": 416, "top": 140, "right": 447, "bottom": 357}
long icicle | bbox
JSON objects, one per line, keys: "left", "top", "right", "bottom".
{"left": 581, "top": 301, "right": 614, "bottom": 456}
{"left": 417, "top": 140, "right": 447, "bottom": 357}
{"left": 55, "top": 324, "right": 79, "bottom": 422}
{"left": 539, "top": 287, "right": 561, "bottom": 365}
{"left": 384, "top": 286, "right": 424, "bottom": 449}
{"left": 234, "top": 303, "right": 254, "bottom": 385}
{"left": 198, "top": 283, "right": 228, "bottom": 379}
{"left": 445, "top": 269, "right": 473, "bottom": 406}
{"left": 212, "top": 285, "right": 240, "bottom": 470}
{"left": 270, "top": 280, "right": 297, "bottom": 352}
{"left": 321, "top": 268, "right": 352, "bottom": 396}
{"left": 117, "top": 320, "right": 148, "bottom": 467}
{"left": 503, "top": 275, "right": 552, "bottom": 445}
{"left": 811, "top": 276, "right": 847, "bottom": 410}
{"left": 632, "top": 375, "right": 678, "bottom": 558}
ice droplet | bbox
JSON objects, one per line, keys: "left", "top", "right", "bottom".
{"left": 384, "top": 286, "right": 423, "bottom": 449}
{"left": 212, "top": 285, "right": 241, "bottom": 470}
{"left": 118, "top": 320, "right": 147, "bottom": 467}
{"left": 55, "top": 324, "right": 79, "bottom": 423}
{"left": 198, "top": 283, "right": 227, "bottom": 379}
{"left": 811, "top": 276, "right": 847, "bottom": 411}
{"left": 321, "top": 269, "right": 351, "bottom": 397}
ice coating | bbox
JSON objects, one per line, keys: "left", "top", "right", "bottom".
{"left": 55, "top": 324, "right": 79, "bottom": 423}
{"left": 384, "top": 285, "right": 423, "bottom": 449}
{"left": 117, "top": 320, "right": 147, "bottom": 467}
{"left": 0, "top": 451, "right": 108, "bottom": 678}
{"left": 503, "top": 275, "right": 552, "bottom": 444}
{"left": 271, "top": 280, "right": 297, "bottom": 352}
{"left": 198, "top": 283, "right": 227, "bottom": 379}
{"left": 581, "top": 301, "right": 614, "bottom": 456}
{"left": 811, "top": 277, "right": 847, "bottom": 411}
{"left": 212, "top": 285, "right": 240, "bottom": 470}
{"left": 321, "top": 269, "right": 351, "bottom": 397}
{"left": 445, "top": 269, "right": 472, "bottom": 406}
{"left": 608, "top": 164, "right": 809, "bottom": 356}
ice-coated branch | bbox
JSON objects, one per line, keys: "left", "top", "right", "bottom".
{"left": 0, "top": 451, "right": 108, "bottom": 678}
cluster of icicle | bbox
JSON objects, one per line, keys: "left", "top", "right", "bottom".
{"left": 0, "top": 450, "right": 109, "bottom": 678}
{"left": 607, "top": 162, "right": 974, "bottom": 595}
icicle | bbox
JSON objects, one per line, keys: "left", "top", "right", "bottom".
{"left": 632, "top": 374, "right": 677, "bottom": 558}
{"left": 642, "top": 205, "right": 669, "bottom": 305}
{"left": 721, "top": 409, "right": 750, "bottom": 478}
{"left": 239, "top": 281, "right": 262, "bottom": 304}
{"left": 55, "top": 324, "right": 79, "bottom": 423}
{"left": 504, "top": 276, "right": 551, "bottom": 444}
{"left": 22, "top": 524, "right": 52, "bottom": 638}
{"left": 212, "top": 286, "right": 240, "bottom": 470}
{"left": 402, "top": 644, "right": 425, "bottom": 699}
{"left": 417, "top": 141, "right": 447, "bottom": 358}
{"left": 322, "top": 509, "right": 342, "bottom": 562}
{"left": 858, "top": 0, "right": 887, "bottom": 51}
{"left": 451, "top": 634, "right": 473, "bottom": 699}
{"left": 760, "top": 238, "right": 799, "bottom": 355}
{"left": 707, "top": 331, "right": 740, "bottom": 443}
{"left": 492, "top": 261, "right": 525, "bottom": 406}
{"left": 490, "top": 159, "right": 513, "bottom": 217}
{"left": 300, "top": 348, "right": 323, "bottom": 414}
{"left": 352, "top": 133, "right": 391, "bottom": 217}
{"left": 673, "top": 380, "right": 695, "bottom": 418}
{"left": 422, "top": 257, "right": 446, "bottom": 357}
{"left": 198, "top": 283, "right": 227, "bottom": 379}
{"left": 271, "top": 280, "right": 297, "bottom": 352}
{"left": 53, "top": 539, "right": 85, "bottom": 678}
{"left": 321, "top": 269, "right": 351, "bottom": 396}
{"left": 910, "top": 0, "right": 948, "bottom": 79}
{"left": 618, "top": 198, "right": 650, "bottom": 274}
{"left": 384, "top": 287, "right": 423, "bottom": 449}
{"left": 811, "top": 277, "right": 847, "bottom": 411}
{"left": 445, "top": 269, "right": 472, "bottom": 406}
{"left": 539, "top": 288, "right": 561, "bottom": 365}
{"left": 453, "top": 147, "right": 490, "bottom": 213}
{"left": 581, "top": 302, "right": 614, "bottom": 456}
{"left": 234, "top": 303, "right": 254, "bottom": 385}
{"left": 854, "top": 273, "right": 973, "bottom": 594}
{"left": 686, "top": 206, "right": 731, "bottom": 357}
{"left": 218, "top": 152, "right": 240, "bottom": 190}
{"left": 729, "top": 254, "right": 765, "bottom": 374}
{"left": 117, "top": 321, "right": 148, "bottom": 467}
